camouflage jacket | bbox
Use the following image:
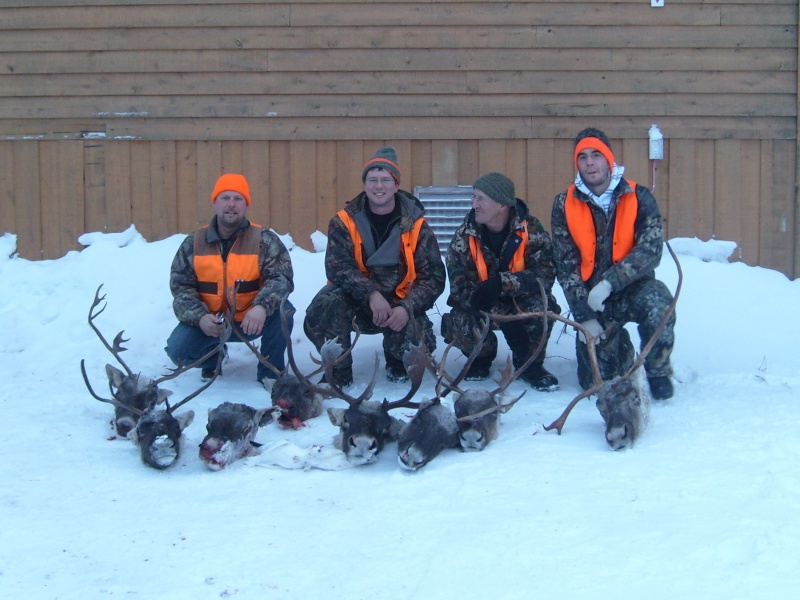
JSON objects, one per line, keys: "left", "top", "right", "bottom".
{"left": 324, "top": 189, "right": 445, "bottom": 316}
{"left": 170, "top": 217, "right": 294, "bottom": 326}
{"left": 551, "top": 177, "right": 664, "bottom": 323}
{"left": 445, "top": 199, "right": 557, "bottom": 311}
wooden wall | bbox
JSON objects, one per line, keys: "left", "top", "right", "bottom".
{"left": 0, "top": 0, "right": 797, "bottom": 278}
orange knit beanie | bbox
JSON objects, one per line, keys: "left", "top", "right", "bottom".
{"left": 211, "top": 173, "right": 251, "bottom": 206}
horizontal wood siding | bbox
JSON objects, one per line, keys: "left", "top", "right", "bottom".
{"left": 0, "top": 0, "right": 797, "bottom": 279}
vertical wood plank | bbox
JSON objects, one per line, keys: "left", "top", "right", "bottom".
{"left": 477, "top": 139, "right": 505, "bottom": 175}
{"left": 504, "top": 139, "right": 527, "bottom": 200}
{"left": 104, "top": 141, "right": 132, "bottom": 233}
{"left": 268, "top": 140, "right": 290, "bottom": 234}
{"left": 693, "top": 140, "right": 716, "bottom": 241}
{"left": 337, "top": 140, "right": 364, "bottom": 211}
{"left": 83, "top": 140, "right": 106, "bottom": 235}
{"left": 129, "top": 141, "right": 152, "bottom": 241}
{"left": 409, "top": 139, "right": 432, "bottom": 191}
{"left": 552, "top": 138, "right": 576, "bottom": 199}
{"left": 0, "top": 142, "right": 16, "bottom": 239}
{"left": 431, "top": 140, "right": 458, "bottom": 186}
{"left": 762, "top": 140, "right": 796, "bottom": 275}
{"left": 242, "top": 140, "right": 270, "bottom": 230}
{"left": 289, "top": 140, "right": 316, "bottom": 249}
{"left": 667, "top": 139, "right": 696, "bottom": 239}
{"left": 315, "top": 140, "right": 338, "bottom": 233}
{"left": 196, "top": 141, "right": 222, "bottom": 227}
{"left": 653, "top": 140, "right": 670, "bottom": 238}
{"left": 11, "top": 141, "right": 41, "bottom": 259}
{"left": 40, "top": 141, "right": 84, "bottom": 258}
{"left": 149, "top": 140, "right": 177, "bottom": 241}
{"left": 621, "top": 138, "right": 649, "bottom": 190}
{"left": 526, "top": 138, "right": 555, "bottom": 224}
{"left": 713, "top": 140, "right": 743, "bottom": 254}
{"left": 175, "top": 140, "right": 198, "bottom": 233}
{"left": 738, "top": 140, "right": 762, "bottom": 266}
{"left": 457, "top": 140, "right": 479, "bottom": 186}
{"left": 221, "top": 141, "right": 243, "bottom": 175}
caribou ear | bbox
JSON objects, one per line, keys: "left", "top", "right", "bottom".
{"left": 327, "top": 407, "right": 346, "bottom": 426}
{"left": 105, "top": 364, "right": 126, "bottom": 387}
{"left": 157, "top": 389, "right": 173, "bottom": 405}
{"left": 175, "top": 410, "right": 195, "bottom": 431}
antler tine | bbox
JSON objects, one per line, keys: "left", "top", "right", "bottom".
{"left": 153, "top": 322, "right": 233, "bottom": 385}
{"left": 542, "top": 385, "right": 601, "bottom": 435}
{"left": 456, "top": 388, "right": 527, "bottom": 423}
{"left": 87, "top": 284, "right": 135, "bottom": 378}
{"left": 444, "top": 316, "right": 493, "bottom": 395}
{"left": 166, "top": 313, "right": 230, "bottom": 414}
{"left": 489, "top": 305, "right": 606, "bottom": 434}
{"left": 306, "top": 315, "right": 362, "bottom": 370}
{"left": 319, "top": 339, "right": 380, "bottom": 406}
{"left": 620, "top": 240, "right": 683, "bottom": 380}
{"left": 277, "top": 301, "right": 336, "bottom": 399}
{"left": 80, "top": 358, "right": 145, "bottom": 416}
{"left": 503, "top": 278, "right": 549, "bottom": 392}
{"left": 229, "top": 309, "right": 284, "bottom": 378}
{"left": 382, "top": 343, "right": 428, "bottom": 411}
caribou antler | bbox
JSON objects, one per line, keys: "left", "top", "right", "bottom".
{"left": 82, "top": 284, "right": 227, "bottom": 410}
{"left": 86, "top": 284, "right": 135, "bottom": 378}
{"left": 278, "top": 301, "right": 379, "bottom": 407}
{"left": 80, "top": 359, "right": 145, "bottom": 415}
{"left": 495, "top": 242, "right": 683, "bottom": 435}
{"left": 381, "top": 343, "right": 429, "bottom": 411}
{"left": 164, "top": 309, "right": 230, "bottom": 413}
{"left": 451, "top": 277, "right": 552, "bottom": 424}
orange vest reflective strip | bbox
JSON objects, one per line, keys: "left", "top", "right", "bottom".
{"left": 564, "top": 183, "right": 638, "bottom": 281}
{"left": 336, "top": 209, "right": 424, "bottom": 300}
{"left": 468, "top": 225, "right": 528, "bottom": 282}
{"left": 193, "top": 225, "right": 262, "bottom": 322}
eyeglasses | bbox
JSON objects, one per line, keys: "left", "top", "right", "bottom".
{"left": 470, "top": 193, "right": 489, "bottom": 204}
{"left": 366, "top": 176, "right": 395, "bottom": 185}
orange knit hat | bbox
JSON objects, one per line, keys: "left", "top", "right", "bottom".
{"left": 574, "top": 137, "right": 615, "bottom": 172}
{"left": 211, "top": 174, "right": 251, "bottom": 206}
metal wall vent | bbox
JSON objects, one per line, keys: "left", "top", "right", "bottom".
{"left": 414, "top": 185, "right": 473, "bottom": 255}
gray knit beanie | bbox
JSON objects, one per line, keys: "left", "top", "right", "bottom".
{"left": 361, "top": 146, "right": 401, "bottom": 183}
{"left": 472, "top": 172, "right": 516, "bottom": 207}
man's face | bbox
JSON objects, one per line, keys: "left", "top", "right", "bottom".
{"left": 214, "top": 190, "right": 248, "bottom": 228}
{"left": 364, "top": 169, "right": 398, "bottom": 214}
{"left": 577, "top": 147, "right": 612, "bottom": 194}
{"left": 472, "top": 188, "right": 508, "bottom": 232}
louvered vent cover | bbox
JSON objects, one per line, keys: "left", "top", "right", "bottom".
{"left": 414, "top": 186, "right": 473, "bottom": 255}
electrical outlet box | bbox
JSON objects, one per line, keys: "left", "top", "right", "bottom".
{"left": 649, "top": 139, "right": 664, "bottom": 160}
{"left": 648, "top": 124, "right": 664, "bottom": 160}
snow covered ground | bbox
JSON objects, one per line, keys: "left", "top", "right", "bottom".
{"left": 1, "top": 227, "right": 798, "bottom": 600}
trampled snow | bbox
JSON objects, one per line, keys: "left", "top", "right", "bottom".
{"left": 0, "top": 228, "right": 798, "bottom": 599}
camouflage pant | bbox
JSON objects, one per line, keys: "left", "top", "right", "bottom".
{"left": 302, "top": 284, "right": 436, "bottom": 374}
{"left": 576, "top": 277, "right": 675, "bottom": 389}
{"left": 441, "top": 293, "right": 560, "bottom": 370}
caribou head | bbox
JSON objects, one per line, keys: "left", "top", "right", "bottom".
{"left": 81, "top": 284, "right": 225, "bottom": 468}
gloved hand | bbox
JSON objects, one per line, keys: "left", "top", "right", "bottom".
{"left": 587, "top": 279, "right": 613, "bottom": 312}
{"left": 578, "top": 318, "right": 605, "bottom": 343}
{"left": 470, "top": 275, "right": 502, "bottom": 312}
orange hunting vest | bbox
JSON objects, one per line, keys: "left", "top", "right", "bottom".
{"left": 468, "top": 226, "right": 528, "bottom": 282}
{"left": 193, "top": 225, "right": 262, "bottom": 322}
{"left": 565, "top": 182, "right": 638, "bottom": 281}
{"left": 336, "top": 209, "right": 425, "bottom": 299}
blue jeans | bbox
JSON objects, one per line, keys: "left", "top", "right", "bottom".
{"left": 165, "top": 300, "right": 294, "bottom": 382}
